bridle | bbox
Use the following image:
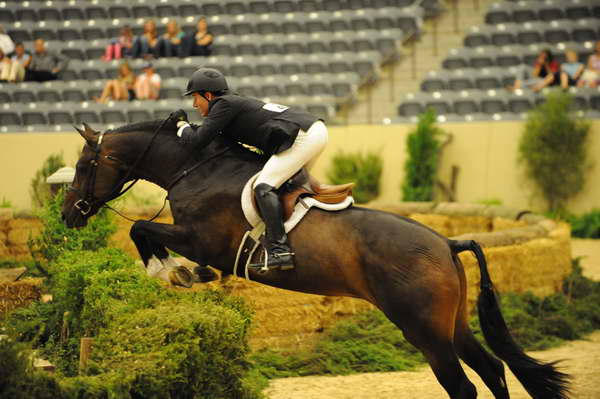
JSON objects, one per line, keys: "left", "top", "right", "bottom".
{"left": 68, "top": 117, "right": 232, "bottom": 222}
{"left": 68, "top": 117, "right": 170, "bottom": 219}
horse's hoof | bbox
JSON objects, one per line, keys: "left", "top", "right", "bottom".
{"left": 168, "top": 266, "right": 194, "bottom": 288}
{"left": 193, "top": 266, "right": 219, "bottom": 283}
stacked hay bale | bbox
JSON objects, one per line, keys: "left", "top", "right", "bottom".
{"left": 0, "top": 278, "right": 42, "bottom": 316}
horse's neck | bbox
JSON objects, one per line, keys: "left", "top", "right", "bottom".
{"left": 119, "top": 132, "right": 260, "bottom": 192}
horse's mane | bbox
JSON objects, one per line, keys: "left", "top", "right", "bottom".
{"left": 106, "top": 119, "right": 267, "bottom": 161}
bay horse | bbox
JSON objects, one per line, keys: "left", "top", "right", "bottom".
{"left": 62, "top": 120, "right": 570, "bottom": 399}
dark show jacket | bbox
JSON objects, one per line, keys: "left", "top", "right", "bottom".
{"left": 179, "top": 94, "right": 319, "bottom": 155}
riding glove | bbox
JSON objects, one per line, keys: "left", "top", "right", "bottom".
{"left": 170, "top": 109, "right": 188, "bottom": 123}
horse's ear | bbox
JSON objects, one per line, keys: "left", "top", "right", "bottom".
{"left": 74, "top": 123, "right": 99, "bottom": 146}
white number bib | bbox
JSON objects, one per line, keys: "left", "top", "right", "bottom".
{"left": 262, "top": 103, "right": 289, "bottom": 113}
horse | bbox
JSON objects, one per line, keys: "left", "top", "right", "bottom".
{"left": 62, "top": 120, "right": 570, "bottom": 399}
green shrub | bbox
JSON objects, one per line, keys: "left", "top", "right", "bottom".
{"left": 4, "top": 248, "right": 261, "bottom": 398}
{"left": 0, "top": 338, "right": 65, "bottom": 399}
{"left": 402, "top": 109, "right": 444, "bottom": 201}
{"left": 30, "top": 153, "right": 65, "bottom": 209}
{"left": 0, "top": 196, "right": 12, "bottom": 208}
{"left": 567, "top": 209, "right": 600, "bottom": 238}
{"left": 327, "top": 151, "right": 383, "bottom": 203}
{"left": 29, "top": 190, "right": 116, "bottom": 265}
{"left": 519, "top": 90, "right": 591, "bottom": 213}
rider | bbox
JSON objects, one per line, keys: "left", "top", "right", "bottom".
{"left": 170, "top": 67, "right": 328, "bottom": 271}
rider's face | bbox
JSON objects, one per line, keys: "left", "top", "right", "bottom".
{"left": 192, "top": 92, "right": 211, "bottom": 117}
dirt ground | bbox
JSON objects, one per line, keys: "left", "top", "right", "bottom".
{"left": 264, "top": 239, "right": 600, "bottom": 399}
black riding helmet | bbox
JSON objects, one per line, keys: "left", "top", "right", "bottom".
{"left": 183, "top": 67, "right": 229, "bottom": 96}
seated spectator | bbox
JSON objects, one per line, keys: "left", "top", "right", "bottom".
{"left": 159, "top": 20, "right": 185, "bottom": 58}
{"left": 0, "top": 25, "right": 14, "bottom": 55}
{"left": 134, "top": 62, "right": 160, "bottom": 100}
{"left": 509, "top": 49, "right": 559, "bottom": 92}
{"left": 579, "top": 40, "right": 600, "bottom": 88}
{"left": 181, "top": 17, "right": 213, "bottom": 57}
{"left": 3, "top": 42, "right": 31, "bottom": 82}
{"left": 0, "top": 49, "right": 9, "bottom": 81}
{"left": 132, "top": 19, "right": 160, "bottom": 60}
{"left": 94, "top": 61, "right": 136, "bottom": 104}
{"left": 25, "top": 39, "right": 68, "bottom": 82}
{"left": 560, "top": 50, "right": 584, "bottom": 90}
{"left": 103, "top": 25, "right": 134, "bottom": 61}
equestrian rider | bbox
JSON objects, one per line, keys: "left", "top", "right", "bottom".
{"left": 170, "top": 67, "right": 328, "bottom": 271}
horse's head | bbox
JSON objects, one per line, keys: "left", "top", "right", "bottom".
{"left": 62, "top": 123, "right": 125, "bottom": 228}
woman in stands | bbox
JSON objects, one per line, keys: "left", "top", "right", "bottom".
{"left": 159, "top": 20, "right": 185, "bottom": 58}
{"left": 134, "top": 62, "right": 161, "bottom": 100}
{"left": 181, "top": 17, "right": 213, "bottom": 57}
{"left": 94, "top": 61, "right": 136, "bottom": 103}
{"left": 169, "top": 68, "right": 327, "bottom": 271}
{"left": 560, "top": 50, "right": 584, "bottom": 89}
{"left": 579, "top": 40, "right": 600, "bottom": 88}
{"left": 132, "top": 19, "right": 160, "bottom": 59}
{"left": 103, "top": 25, "right": 134, "bottom": 61}
{"left": 509, "top": 49, "right": 559, "bottom": 92}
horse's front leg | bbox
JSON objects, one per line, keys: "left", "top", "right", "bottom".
{"left": 129, "top": 220, "right": 217, "bottom": 287}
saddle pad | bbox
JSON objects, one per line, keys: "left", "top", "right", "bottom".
{"left": 241, "top": 172, "right": 354, "bottom": 233}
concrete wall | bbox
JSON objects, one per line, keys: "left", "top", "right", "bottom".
{"left": 1, "top": 121, "right": 599, "bottom": 212}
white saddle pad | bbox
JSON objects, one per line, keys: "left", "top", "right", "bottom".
{"left": 241, "top": 172, "right": 354, "bottom": 233}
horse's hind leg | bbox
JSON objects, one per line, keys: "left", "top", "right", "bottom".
{"left": 400, "top": 320, "right": 478, "bottom": 399}
{"left": 454, "top": 326, "right": 509, "bottom": 399}
{"left": 379, "top": 295, "right": 477, "bottom": 398}
{"left": 451, "top": 254, "right": 509, "bottom": 398}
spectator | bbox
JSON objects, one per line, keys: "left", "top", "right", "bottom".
{"left": 0, "top": 49, "right": 9, "bottom": 81}
{"left": 4, "top": 42, "right": 31, "bottom": 82}
{"left": 94, "top": 61, "right": 136, "bottom": 104}
{"left": 579, "top": 40, "right": 600, "bottom": 88}
{"left": 25, "top": 39, "right": 68, "bottom": 82}
{"left": 159, "top": 20, "right": 185, "bottom": 58}
{"left": 181, "top": 17, "right": 213, "bottom": 57}
{"left": 560, "top": 50, "right": 584, "bottom": 90}
{"left": 134, "top": 62, "right": 161, "bottom": 100}
{"left": 0, "top": 25, "right": 15, "bottom": 55}
{"left": 509, "top": 49, "right": 559, "bottom": 92}
{"left": 102, "top": 25, "right": 134, "bottom": 61}
{"left": 132, "top": 19, "right": 160, "bottom": 59}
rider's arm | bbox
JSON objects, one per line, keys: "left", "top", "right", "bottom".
{"left": 177, "top": 98, "right": 235, "bottom": 147}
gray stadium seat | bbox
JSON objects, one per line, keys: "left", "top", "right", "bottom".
{"left": 12, "top": 90, "right": 36, "bottom": 104}
{"left": 62, "top": 7, "right": 85, "bottom": 21}
{"left": 0, "top": 9, "right": 15, "bottom": 24}
{"left": 48, "top": 111, "right": 74, "bottom": 125}
{"left": 127, "top": 110, "right": 152, "bottom": 124}
{"left": 21, "top": 111, "right": 48, "bottom": 125}
{"left": 0, "top": 112, "right": 22, "bottom": 126}
{"left": 101, "top": 110, "right": 127, "bottom": 124}
{"left": 15, "top": 8, "right": 37, "bottom": 23}
{"left": 38, "top": 90, "right": 62, "bottom": 103}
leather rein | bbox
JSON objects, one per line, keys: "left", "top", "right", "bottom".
{"left": 68, "top": 118, "right": 230, "bottom": 222}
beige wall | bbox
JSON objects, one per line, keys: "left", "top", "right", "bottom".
{"left": 1, "top": 121, "right": 599, "bottom": 212}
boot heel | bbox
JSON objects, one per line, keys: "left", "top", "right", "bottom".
{"left": 280, "top": 264, "right": 295, "bottom": 271}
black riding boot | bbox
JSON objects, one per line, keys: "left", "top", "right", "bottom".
{"left": 249, "top": 183, "right": 295, "bottom": 271}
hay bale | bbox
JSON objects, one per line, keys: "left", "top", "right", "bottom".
{"left": 483, "top": 205, "right": 522, "bottom": 220}
{"left": 434, "top": 202, "right": 487, "bottom": 217}
{"left": 0, "top": 208, "right": 13, "bottom": 224}
{"left": 0, "top": 241, "right": 10, "bottom": 257}
{"left": 492, "top": 217, "right": 527, "bottom": 232}
{"left": 7, "top": 228, "right": 39, "bottom": 246}
{"left": 409, "top": 213, "right": 453, "bottom": 236}
{"left": 8, "top": 218, "right": 42, "bottom": 230}
{"left": 447, "top": 216, "right": 492, "bottom": 235}
{"left": 0, "top": 278, "right": 42, "bottom": 315}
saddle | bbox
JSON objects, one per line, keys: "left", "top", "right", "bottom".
{"left": 278, "top": 169, "right": 355, "bottom": 220}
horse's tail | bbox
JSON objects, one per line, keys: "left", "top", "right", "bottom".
{"left": 449, "top": 239, "right": 571, "bottom": 399}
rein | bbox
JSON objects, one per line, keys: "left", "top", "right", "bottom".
{"left": 70, "top": 118, "right": 232, "bottom": 223}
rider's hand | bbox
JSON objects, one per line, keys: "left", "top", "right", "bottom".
{"left": 170, "top": 109, "right": 188, "bottom": 124}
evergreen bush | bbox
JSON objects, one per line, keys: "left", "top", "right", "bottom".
{"left": 30, "top": 153, "right": 65, "bottom": 209}
{"left": 28, "top": 190, "right": 116, "bottom": 265}
{"left": 519, "top": 90, "right": 590, "bottom": 213}
{"left": 402, "top": 109, "right": 444, "bottom": 201}
{"left": 567, "top": 209, "right": 600, "bottom": 239}
{"left": 327, "top": 151, "right": 383, "bottom": 203}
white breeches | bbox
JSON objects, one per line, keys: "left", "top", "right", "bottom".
{"left": 254, "top": 120, "right": 328, "bottom": 189}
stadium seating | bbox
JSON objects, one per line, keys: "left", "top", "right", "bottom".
{"left": 1, "top": 0, "right": 441, "bottom": 131}
{"left": 395, "top": 0, "right": 600, "bottom": 122}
